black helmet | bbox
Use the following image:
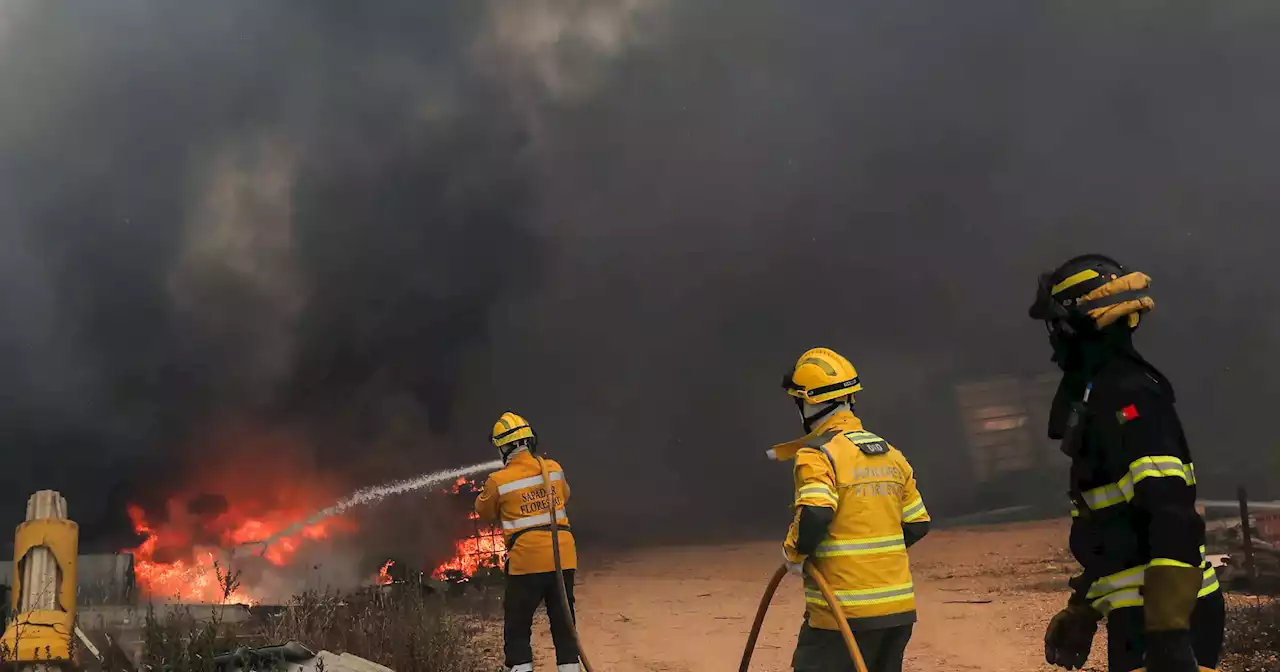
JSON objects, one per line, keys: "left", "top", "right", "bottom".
{"left": 1029, "top": 254, "right": 1153, "bottom": 336}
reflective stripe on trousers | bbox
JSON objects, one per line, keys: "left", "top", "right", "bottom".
{"left": 498, "top": 470, "right": 565, "bottom": 495}
{"left": 805, "top": 582, "right": 915, "bottom": 608}
{"left": 812, "top": 534, "right": 906, "bottom": 557}
{"left": 503, "top": 508, "right": 568, "bottom": 532}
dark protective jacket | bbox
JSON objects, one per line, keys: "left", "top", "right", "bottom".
{"left": 1061, "top": 350, "right": 1219, "bottom": 614}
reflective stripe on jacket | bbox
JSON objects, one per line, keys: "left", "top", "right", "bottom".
{"left": 1083, "top": 545, "right": 1221, "bottom": 613}
{"left": 1062, "top": 352, "right": 1216, "bottom": 614}
{"left": 476, "top": 451, "right": 576, "bottom": 575}
{"left": 784, "top": 410, "right": 929, "bottom": 631}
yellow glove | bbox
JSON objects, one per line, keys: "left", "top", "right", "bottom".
{"left": 1144, "top": 565, "right": 1202, "bottom": 632}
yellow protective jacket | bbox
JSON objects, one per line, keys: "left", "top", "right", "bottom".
{"left": 779, "top": 410, "right": 930, "bottom": 631}
{"left": 475, "top": 450, "right": 577, "bottom": 576}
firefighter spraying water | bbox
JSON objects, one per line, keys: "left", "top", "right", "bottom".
{"left": 473, "top": 411, "right": 591, "bottom": 672}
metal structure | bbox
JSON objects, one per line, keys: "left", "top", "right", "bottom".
{"left": 954, "top": 373, "right": 1064, "bottom": 509}
{"left": 0, "top": 553, "right": 135, "bottom": 607}
{"left": 459, "top": 512, "right": 506, "bottom": 572}
{"left": 435, "top": 480, "right": 507, "bottom": 582}
{"left": 1, "top": 490, "right": 79, "bottom": 671}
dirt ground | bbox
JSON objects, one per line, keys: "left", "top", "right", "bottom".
{"left": 506, "top": 518, "right": 1107, "bottom": 671}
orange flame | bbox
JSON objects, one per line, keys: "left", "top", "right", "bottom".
{"left": 432, "top": 475, "right": 505, "bottom": 579}
{"left": 127, "top": 505, "right": 259, "bottom": 604}
{"left": 375, "top": 559, "right": 395, "bottom": 585}
{"left": 122, "top": 424, "right": 358, "bottom": 603}
{"left": 431, "top": 522, "right": 507, "bottom": 579}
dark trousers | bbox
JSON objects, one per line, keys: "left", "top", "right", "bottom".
{"left": 1105, "top": 591, "right": 1226, "bottom": 672}
{"left": 504, "top": 569, "right": 579, "bottom": 668}
{"left": 792, "top": 622, "right": 913, "bottom": 672}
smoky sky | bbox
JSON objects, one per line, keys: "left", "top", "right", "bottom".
{"left": 2, "top": 0, "right": 1280, "bottom": 553}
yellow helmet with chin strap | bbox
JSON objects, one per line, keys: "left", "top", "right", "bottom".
{"left": 781, "top": 347, "right": 863, "bottom": 404}
{"left": 491, "top": 411, "right": 536, "bottom": 449}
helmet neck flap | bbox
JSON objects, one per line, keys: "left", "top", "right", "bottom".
{"left": 500, "top": 439, "right": 534, "bottom": 464}
{"left": 796, "top": 397, "right": 851, "bottom": 434}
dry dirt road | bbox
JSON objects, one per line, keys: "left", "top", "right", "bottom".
{"left": 520, "top": 519, "right": 1101, "bottom": 671}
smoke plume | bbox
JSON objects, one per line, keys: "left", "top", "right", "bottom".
{"left": 2, "top": 0, "right": 1279, "bottom": 562}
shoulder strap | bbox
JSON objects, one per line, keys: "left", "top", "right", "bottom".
{"left": 843, "top": 429, "right": 890, "bottom": 456}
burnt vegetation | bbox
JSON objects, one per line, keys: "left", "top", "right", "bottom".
{"left": 136, "top": 585, "right": 502, "bottom": 672}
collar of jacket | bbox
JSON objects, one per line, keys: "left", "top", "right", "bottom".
{"left": 503, "top": 447, "right": 535, "bottom": 466}
{"left": 767, "top": 409, "right": 863, "bottom": 461}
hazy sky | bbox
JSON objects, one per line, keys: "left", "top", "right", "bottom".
{"left": 2, "top": 0, "right": 1279, "bottom": 551}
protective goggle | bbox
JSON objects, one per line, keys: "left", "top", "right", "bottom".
{"left": 780, "top": 373, "right": 803, "bottom": 393}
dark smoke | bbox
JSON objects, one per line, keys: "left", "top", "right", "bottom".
{"left": 2, "top": 0, "right": 1280, "bottom": 560}
{"left": 0, "top": 1, "right": 537, "bottom": 548}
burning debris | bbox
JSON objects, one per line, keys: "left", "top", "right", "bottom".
{"left": 124, "top": 470, "right": 506, "bottom": 602}
{"left": 119, "top": 427, "right": 362, "bottom": 604}
{"left": 120, "top": 447, "right": 504, "bottom": 603}
{"left": 125, "top": 496, "right": 355, "bottom": 604}
{"left": 375, "top": 560, "right": 395, "bottom": 586}
{"left": 431, "top": 511, "right": 507, "bottom": 581}
{"left": 431, "top": 478, "right": 507, "bottom": 583}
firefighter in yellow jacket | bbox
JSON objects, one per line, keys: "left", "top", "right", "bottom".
{"left": 475, "top": 412, "right": 580, "bottom": 672}
{"left": 771, "top": 348, "right": 931, "bottom": 672}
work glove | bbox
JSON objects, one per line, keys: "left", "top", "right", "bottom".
{"left": 783, "top": 549, "right": 805, "bottom": 577}
{"left": 1044, "top": 602, "right": 1101, "bottom": 670}
{"left": 1142, "top": 565, "right": 1203, "bottom": 672}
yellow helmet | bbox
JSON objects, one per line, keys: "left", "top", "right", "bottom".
{"left": 491, "top": 411, "right": 536, "bottom": 448}
{"left": 781, "top": 347, "right": 863, "bottom": 404}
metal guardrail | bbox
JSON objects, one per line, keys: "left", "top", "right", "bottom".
{"left": 1199, "top": 499, "right": 1280, "bottom": 511}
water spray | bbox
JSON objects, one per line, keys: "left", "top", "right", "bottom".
{"left": 239, "top": 459, "right": 503, "bottom": 556}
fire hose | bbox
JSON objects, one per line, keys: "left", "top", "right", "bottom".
{"left": 739, "top": 563, "right": 868, "bottom": 672}
{"left": 539, "top": 457, "right": 596, "bottom": 672}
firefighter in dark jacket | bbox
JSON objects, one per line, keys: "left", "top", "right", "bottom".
{"left": 1029, "top": 254, "right": 1224, "bottom": 672}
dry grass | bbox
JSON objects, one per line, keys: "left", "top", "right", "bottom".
{"left": 138, "top": 584, "right": 500, "bottom": 672}
{"left": 1223, "top": 597, "right": 1280, "bottom": 672}
{"left": 260, "top": 587, "right": 496, "bottom": 672}
{"left": 140, "top": 605, "right": 248, "bottom": 672}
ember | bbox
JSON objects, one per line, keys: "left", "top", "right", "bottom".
{"left": 450, "top": 476, "right": 479, "bottom": 495}
{"left": 376, "top": 559, "right": 395, "bottom": 585}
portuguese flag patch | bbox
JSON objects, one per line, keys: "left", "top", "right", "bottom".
{"left": 1116, "top": 404, "right": 1140, "bottom": 424}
